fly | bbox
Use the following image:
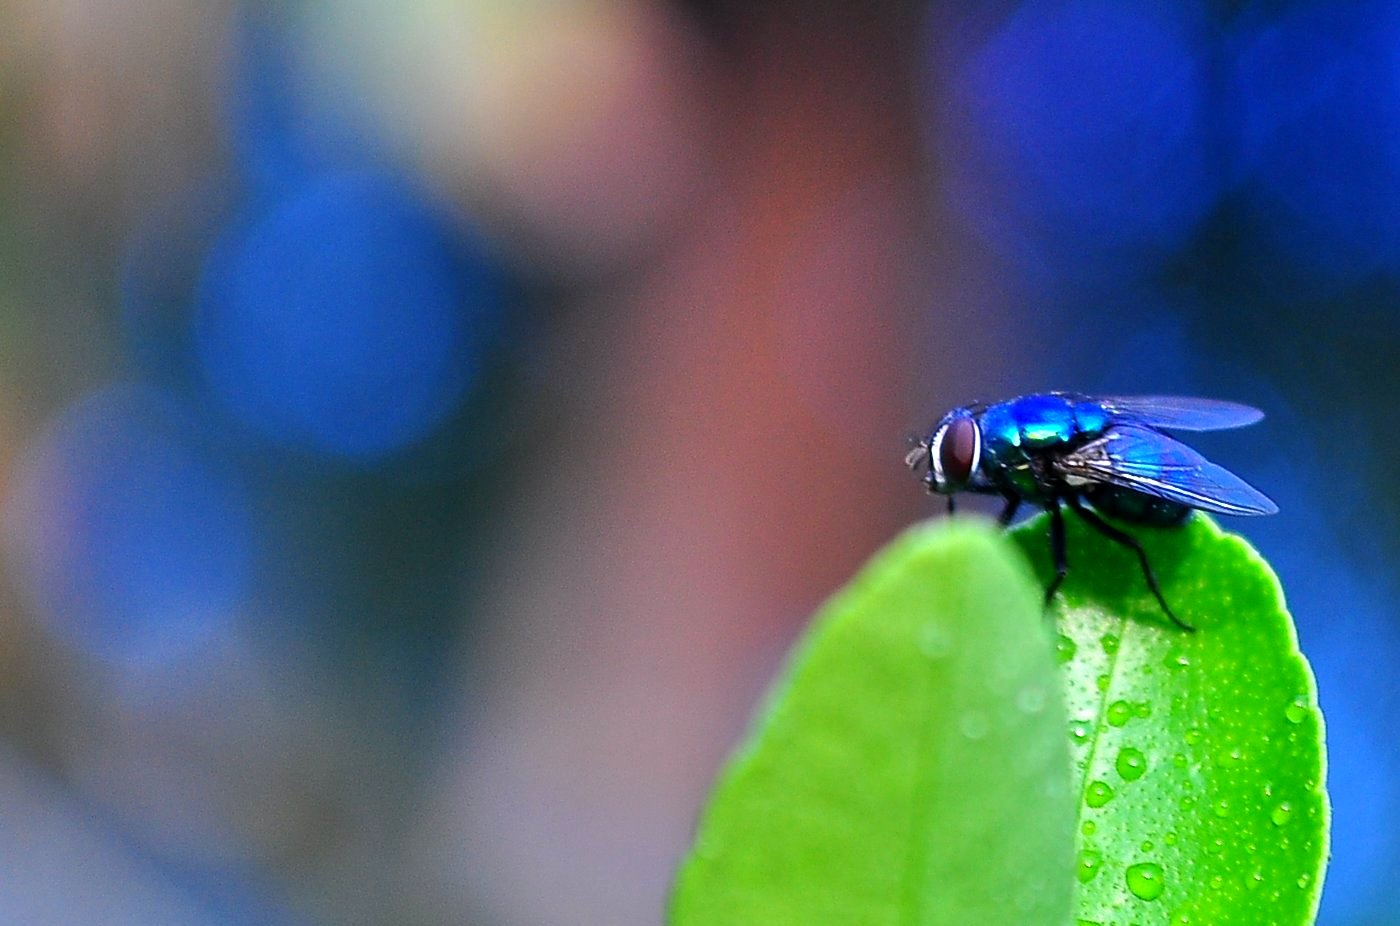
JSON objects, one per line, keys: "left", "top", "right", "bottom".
{"left": 906, "top": 393, "right": 1277, "bottom": 631}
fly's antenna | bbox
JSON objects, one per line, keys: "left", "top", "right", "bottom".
{"left": 904, "top": 437, "right": 929, "bottom": 471}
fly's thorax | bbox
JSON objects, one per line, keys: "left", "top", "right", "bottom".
{"left": 982, "top": 394, "right": 1112, "bottom": 452}
{"left": 970, "top": 437, "right": 1037, "bottom": 501}
{"left": 976, "top": 404, "right": 1022, "bottom": 458}
{"left": 978, "top": 394, "right": 1112, "bottom": 503}
{"left": 1002, "top": 461, "right": 1045, "bottom": 500}
{"left": 1071, "top": 399, "right": 1110, "bottom": 435}
{"left": 1008, "top": 394, "right": 1079, "bottom": 447}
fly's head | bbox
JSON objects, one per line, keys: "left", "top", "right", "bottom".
{"left": 907, "top": 408, "right": 982, "bottom": 495}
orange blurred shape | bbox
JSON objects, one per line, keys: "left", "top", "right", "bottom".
{"left": 302, "top": 0, "right": 714, "bottom": 278}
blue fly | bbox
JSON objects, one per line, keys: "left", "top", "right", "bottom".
{"left": 906, "top": 393, "right": 1277, "bottom": 631}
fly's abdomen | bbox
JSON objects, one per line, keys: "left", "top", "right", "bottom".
{"left": 1086, "top": 484, "right": 1191, "bottom": 526}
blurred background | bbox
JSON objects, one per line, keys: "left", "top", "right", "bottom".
{"left": 0, "top": 0, "right": 1394, "bottom": 922}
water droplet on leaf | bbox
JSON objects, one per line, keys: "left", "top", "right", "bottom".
{"left": 1077, "top": 849, "right": 1103, "bottom": 883}
{"left": 1116, "top": 747, "right": 1147, "bottom": 781}
{"left": 918, "top": 623, "right": 952, "bottom": 658}
{"left": 1215, "top": 745, "right": 1248, "bottom": 767}
{"left": 1107, "top": 700, "right": 1132, "bottom": 727}
{"left": 960, "top": 712, "right": 989, "bottom": 740}
{"left": 1017, "top": 685, "right": 1046, "bottom": 714}
{"left": 1125, "top": 862, "right": 1165, "bottom": 901}
{"left": 1285, "top": 697, "right": 1308, "bottom": 724}
{"left": 1085, "top": 780, "right": 1115, "bottom": 808}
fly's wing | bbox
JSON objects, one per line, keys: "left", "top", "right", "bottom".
{"left": 1098, "top": 395, "right": 1264, "bottom": 431}
{"left": 1056, "top": 425, "right": 1278, "bottom": 516}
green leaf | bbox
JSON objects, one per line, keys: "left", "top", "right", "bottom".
{"left": 669, "top": 521, "right": 1075, "bottom": 926}
{"left": 1009, "top": 512, "right": 1329, "bottom": 924}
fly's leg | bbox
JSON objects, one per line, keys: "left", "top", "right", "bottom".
{"left": 1045, "top": 501, "right": 1068, "bottom": 606}
{"left": 997, "top": 497, "right": 1021, "bottom": 526}
{"left": 1068, "top": 496, "right": 1196, "bottom": 633}
{"left": 947, "top": 496, "right": 955, "bottom": 516}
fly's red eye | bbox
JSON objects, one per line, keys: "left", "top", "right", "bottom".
{"left": 939, "top": 417, "right": 979, "bottom": 484}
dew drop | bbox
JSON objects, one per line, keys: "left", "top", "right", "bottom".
{"left": 1297, "top": 873, "right": 1312, "bottom": 890}
{"left": 1107, "top": 701, "right": 1133, "bottom": 727}
{"left": 1165, "top": 650, "right": 1190, "bottom": 669}
{"left": 1134, "top": 701, "right": 1152, "bottom": 719}
{"left": 1215, "top": 745, "right": 1248, "bottom": 767}
{"left": 1184, "top": 728, "right": 1203, "bottom": 746}
{"left": 1205, "top": 837, "right": 1224, "bottom": 856}
{"left": 1209, "top": 874, "right": 1224, "bottom": 890}
{"left": 1125, "top": 862, "right": 1165, "bottom": 901}
{"left": 1101, "top": 633, "right": 1120, "bottom": 654}
{"left": 1285, "top": 697, "right": 1308, "bottom": 724}
{"left": 1164, "top": 831, "right": 1178, "bottom": 846}
{"left": 1056, "top": 634, "right": 1077, "bottom": 664}
{"left": 1076, "top": 849, "right": 1103, "bottom": 883}
{"left": 1272, "top": 801, "right": 1295, "bottom": 827}
{"left": 1096, "top": 673, "right": 1111, "bottom": 693}
{"left": 1172, "top": 912, "right": 1193, "bottom": 925}
{"left": 919, "top": 623, "right": 952, "bottom": 658}
{"left": 1246, "top": 870, "right": 1264, "bottom": 891}
{"left": 1116, "top": 747, "right": 1148, "bottom": 781}
{"left": 1172, "top": 753, "right": 1188, "bottom": 769}
{"left": 1140, "top": 839, "right": 1154, "bottom": 853}
{"left": 1082, "top": 820, "right": 1097, "bottom": 836}
{"left": 1085, "top": 780, "right": 1115, "bottom": 808}
{"left": 1070, "top": 720, "right": 1092, "bottom": 744}
{"left": 960, "top": 712, "right": 989, "bottom": 740}
{"left": 1213, "top": 798, "right": 1231, "bottom": 818}
{"left": 1017, "top": 685, "right": 1047, "bottom": 714}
